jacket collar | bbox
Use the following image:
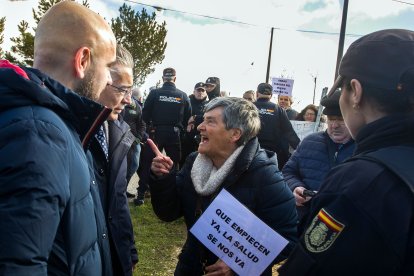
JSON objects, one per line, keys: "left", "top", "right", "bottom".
{"left": 0, "top": 65, "right": 110, "bottom": 150}
{"left": 354, "top": 114, "right": 414, "bottom": 155}
{"left": 162, "top": 82, "right": 176, "bottom": 89}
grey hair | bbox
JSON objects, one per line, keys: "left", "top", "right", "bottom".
{"left": 132, "top": 87, "right": 142, "bottom": 98}
{"left": 112, "top": 44, "right": 134, "bottom": 71}
{"left": 204, "top": 97, "right": 261, "bottom": 146}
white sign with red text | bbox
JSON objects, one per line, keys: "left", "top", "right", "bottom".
{"left": 190, "top": 189, "right": 288, "bottom": 275}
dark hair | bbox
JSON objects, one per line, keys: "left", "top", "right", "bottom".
{"left": 343, "top": 77, "right": 414, "bottom": 114}
{"left": 296, "top": 104, "right": 318, "bottom": 121}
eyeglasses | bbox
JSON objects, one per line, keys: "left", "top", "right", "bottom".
{"left": 107, "top": 84, "right": 132, "bottom": 97}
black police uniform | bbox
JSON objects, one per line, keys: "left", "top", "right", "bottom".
{"left": 254, "top": 98, "right": 300, "bottom": 169}
{"left": 180, "top": 94, "right": 208, "bottom": 167}
{"left": 142, "top": 81, "right": 191, "bottom": 164}
{"left": 135, "top": 83, "right": 191, "bottom": 204}
{"left": 279, "top": 114, "right": 414, "bottom": 275}
{"left": 123, "top": 97, "right": 145, "bottom": 145}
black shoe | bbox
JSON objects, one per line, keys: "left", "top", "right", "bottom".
{"left": 126, "top": 191, "right": 135, "bottom": 198}
{"left": 134, "top": 193, "right": 144, "bottom": 206}
{"left": 134, "top": 198, "right": 144, "bottom": 206}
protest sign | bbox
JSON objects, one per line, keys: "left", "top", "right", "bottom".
{"left": 271, "top": 77, "right": 294, "bottom": 96}
{"left": 290, "top": 120, "right": 327, "bottom": 140}
{"left": 190, "top": 189, "right": 288, "bottom": 275}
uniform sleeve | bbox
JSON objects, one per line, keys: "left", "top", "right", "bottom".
{"left": 0, "top": 115, "right": 70, "bottom": 274}
{"left": 136, "top": 104, "right": 146, "bottom": 142}
{"left": 279, "top": 109, "right": 300, "bottom": 149}
{"left": 182, "top": 94, "right": 192, "bottom": 129}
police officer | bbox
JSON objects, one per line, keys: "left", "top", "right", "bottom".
{"left": 279, "top": 29, "right": 414, "bottom": 275}
{"left": 205, "top": 76, "right": 221, "bottom": 100}
{"left": 254, "top": 83, "right": 300, "bottom": 170}
{"left": 180, "top": 82, "right": 209, "bottom": 167}
{"left": 134, "top": 68, "right": 191, "bottom": 206}
{"left": 142, "top": 67, "right": 191, "bottom": 167}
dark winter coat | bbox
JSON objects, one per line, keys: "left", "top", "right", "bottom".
{"left": 149, "top": 138, "right": 298, "bottom": 275}
{"left": 283, "top": 131, "right": 355, "bottom": 192}
{"left": 279, "top": 114, "right": 414, "bottom": 275}
{"left": 254, "top": 98, "right": 300, "bottom": 169}
{"left": 189, "top": 94, "right": 208, "bottom": 126}
{"left": 285, "top": 108, "right": 299, "bottom": 120}
{"left": 123, "top": 96, "right": 146, "bottom": 143}
{"left": 188, "top": 94, "right": 208, "bottom": 140}
{"left": 90, "top": 119, "right": 138, "bottom": 276}
{"left": 0, "top": 65, "right": 111, "bottom": 275}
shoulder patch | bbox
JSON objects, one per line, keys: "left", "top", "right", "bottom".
{"left": 304, "top": 208, "right": 345, "bottom": 253}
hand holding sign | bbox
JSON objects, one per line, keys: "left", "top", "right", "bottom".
{"left": 147, "top": 138, "right": 173, "bottom": 177}
{"left": 205, "top": 259, "right": 234, "bottom": 275}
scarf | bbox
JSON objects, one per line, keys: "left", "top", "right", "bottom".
{"left": 191, "top": 146, "right": 244, "bottom": 196}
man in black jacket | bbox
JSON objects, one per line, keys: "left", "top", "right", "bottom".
{"left": 254, "top": 83, "right": 300, "bottom": 169}
{"left": 180, "top": 81, "right": 209, "bottom": 167}
{"left": 135, "top": 68, "right": 191, "bottom": 206}
{"left": 0, "top": 2, "right": 116, "bottom": 275}
{"left": 91, "top": 45, "right": 138, "bottom": 276}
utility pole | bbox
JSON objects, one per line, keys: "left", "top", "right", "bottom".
{"left": 334, "top": 0, "right": 349, "bottom": 80}
{"left": 312, "top": 76, "right": 317, "bottom": 104}
{"left": 265, "top": 27, "right": 274, "bottom": 83}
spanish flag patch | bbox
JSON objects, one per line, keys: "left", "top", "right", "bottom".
{"left": 304, "top": 208, "right": 345, "bottom": 253}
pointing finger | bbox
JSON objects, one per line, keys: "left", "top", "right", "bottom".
{"left": 147, "top": 138, "right": 162, "bottom": 157}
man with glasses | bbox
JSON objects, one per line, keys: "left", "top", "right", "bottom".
{"left": 90, "top": 45, "right": 138, "bottom": 275}
{"left": 283, "top": 90, "right": 355, "bottom": 223}
{"left": 136, "top": 67, "right": 191, "bottom": 205}
{"left": 180, "top": 82, "right": 209, "bottom": 167}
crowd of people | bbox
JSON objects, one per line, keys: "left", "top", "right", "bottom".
{"left": 0, "top": 2, "right": 413, "bottom": 276}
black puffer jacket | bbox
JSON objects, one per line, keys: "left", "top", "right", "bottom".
{"left": 90, "top": 120, "right": 137, "bottom": 276}
{"left": 0, "top": 64, "right": 111, "bottom": 275}
{"left": 149, "top": 138, "right": 298, "bottom": 275}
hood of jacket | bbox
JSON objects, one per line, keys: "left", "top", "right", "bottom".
{"left": 0, "top": 63, "right": 110, "bottom": 149}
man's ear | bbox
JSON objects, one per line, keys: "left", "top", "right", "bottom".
{"left": 74, "top": 47, "right": 91, "bottom": 79}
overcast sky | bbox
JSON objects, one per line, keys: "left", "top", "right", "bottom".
{"left": 1, "top": 0, "right": 414, "bottom": 111}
